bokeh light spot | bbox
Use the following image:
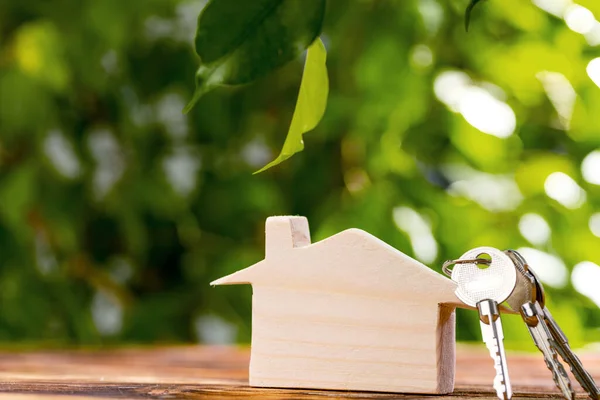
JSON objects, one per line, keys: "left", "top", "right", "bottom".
{"left": 91, "top": 290, "right": 123, "bottom": 336}
{"left": 195, "top": 315, "right": 237, "bottom": 344}
{"left": 589, "top": 213, "right": 600, "bottom": 237}
{"left": 582, "top": 150, "right": 600, "bottom": 185}
{"left": 459, "top": 87, "right": 516, "bottom": 138}
{"left": 519, "top": 213, "right": 551, "bottom": 245}
{"left": 572, "top": 262, "right": 600, "bottom": 308}
{"left": 564, "top": 5, "right": 596, "bottom": 34}
{"left": 411, "top": 44, "right": 434, "bottom": 69}
{"left": 393, "top": 206, "right": 438, "bottom": 264}
{"left": 587, "top": 58, "right": 600, "bottom": 88}
{"left": 536, "top": 71, "right": 576, "bottom": 128}
{"left": 533, "top": 0, "right": 570, "bottom": 17}
{"left": 544, "top": 172, "right": 586, "bottom": 208}
{"left": 517, "top": 247, "right": 568, "bottom": 288}
{"left": 44, "top": 129, "right": 81, "bottom": 179}
{"left": 434, "top": 71, "right": 516, "bottom": 138}
{"left": 445, "top": 165, "right": 523, "bottom": 212}
{"left": 434, "top": 71, "right": 471, "bottom": 112}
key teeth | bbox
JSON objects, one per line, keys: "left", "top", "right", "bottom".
{"left": 493, "top": 378, "right": 511, "bottom": 400}
{"left": 540, "top": 344, "right": 575, "bottom": 400}
{"left": 485, "top": 333, "right": 511, "bottom": 399}
{"left": 556, "top": 345, "right": 600, "bottom": 400}
{"left": 564, "top": 358, "right": 598, "bottom": 399}
{"left": 492, "top": 370, "right": 511, "bottom": 399}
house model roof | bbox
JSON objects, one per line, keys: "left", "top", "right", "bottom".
{"left": 212, "top": 216, "right": 459, "bottom": 305}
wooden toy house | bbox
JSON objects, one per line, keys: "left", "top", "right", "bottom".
{"left": 212, "top": 216, "right": 461, "bottom": 394}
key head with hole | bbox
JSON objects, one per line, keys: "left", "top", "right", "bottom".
{"left": 451, "top": 247, "right": 517, "bottom": 307}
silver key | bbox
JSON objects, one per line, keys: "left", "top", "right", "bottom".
{"left": 545, "top": 307, "right": 600, "bottom": 400}
{"left": 479, "top": 299, "right": 512, "bottom": 400}
{"left": 505, "top": 250, "right": 599, "bottom": 400}
{"left": 522, "top": 301, "right": 575, "bottom": 399}
{"left": 449, "top": 247, "right": 517, "bottom": 400}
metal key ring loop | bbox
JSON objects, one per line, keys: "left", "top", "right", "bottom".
{"left": 442, "top": 257, "right": 492, "bottom": 277}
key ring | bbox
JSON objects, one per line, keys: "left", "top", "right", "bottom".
{"left": 442, "top": 257, "right": 492, "bottom": 277}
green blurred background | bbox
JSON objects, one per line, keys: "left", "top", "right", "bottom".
{"left": 0, "top": 0, "right": 599, "bottom": 350}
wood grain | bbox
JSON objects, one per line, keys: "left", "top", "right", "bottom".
{"left": 0, "top": 345, "right": 598, "bottom": 399}
{"left": 213, "top": 216, "right": 462, "bottom": 394}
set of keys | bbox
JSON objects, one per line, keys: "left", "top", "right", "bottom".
{"left": 443, "top": 247, "right": 600, "bottom": 400}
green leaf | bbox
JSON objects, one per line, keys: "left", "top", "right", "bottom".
{"left": 255, "top": 38, "right": 328, "bottom": 173}
{"left": 465, "top": 0, "right": 484, "bottom": 31}
{"left": 184, "top": 0, "right": 326, "bottom": 113}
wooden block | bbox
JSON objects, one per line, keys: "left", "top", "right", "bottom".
{"left": 212, "top": 216, "right": 463, "bottom": 394}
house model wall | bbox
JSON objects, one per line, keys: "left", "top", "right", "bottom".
{"left": 212, "top": 216, "right": 462, "bottom": 394}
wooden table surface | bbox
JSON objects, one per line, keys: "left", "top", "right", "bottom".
{"left": 0, "top": 345, "right": 598, "bottom": 399}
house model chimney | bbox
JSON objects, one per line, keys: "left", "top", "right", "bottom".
{"left": 265, "top": 216, "right": 311, "bottom": 259}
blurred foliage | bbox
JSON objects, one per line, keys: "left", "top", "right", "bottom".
{"left": 0, "top": 0, "right": 599, "bottom": 352}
